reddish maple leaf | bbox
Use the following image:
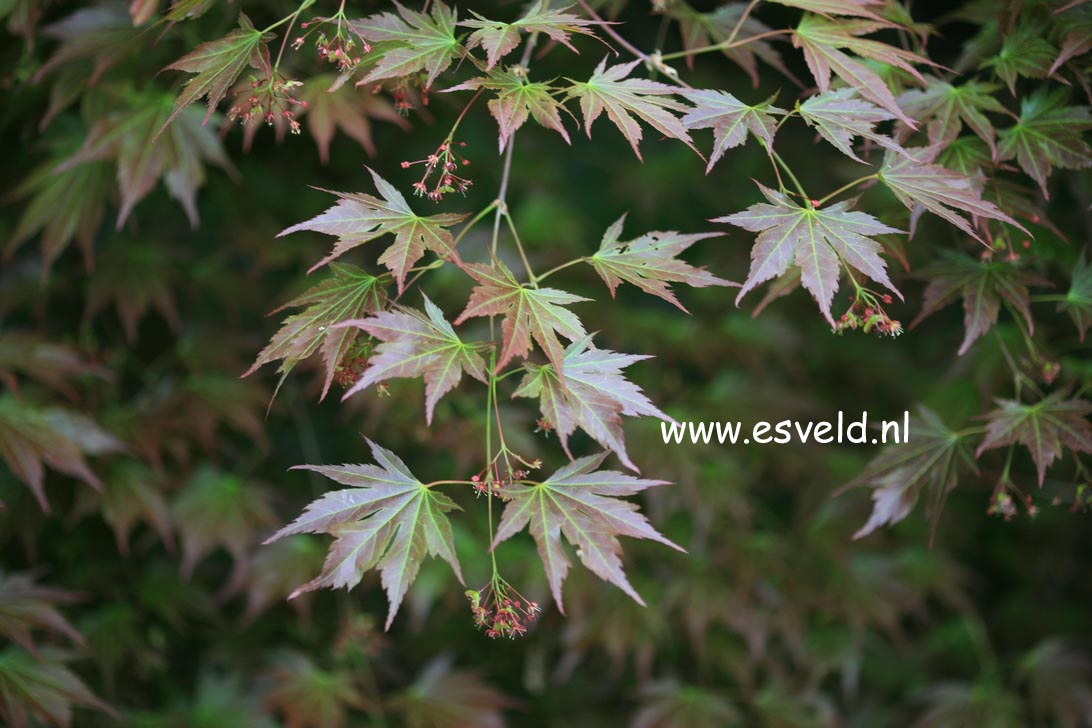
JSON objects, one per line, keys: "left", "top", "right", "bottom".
{"left": 460, "top": 1, "right": 598, "bottom": 70}
{"left": 976, "top": 394, "right": 1092, "bottom": 485}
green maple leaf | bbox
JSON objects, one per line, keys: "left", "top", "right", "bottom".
{"left": 339, "top": 294, "right": 488, "bottom": 423}
{"left": 715, "top": 182, "right": 902, "bottom": 324}
{"left": 976, "top": 394, "right": 1092, "bottom": 485}
{"left": 565, "top": 57, "right": 696, "bottom": 160}
{"left": 587, "top": 214, "right": 731, "bottom": 311}
{"left": 982, "top": 23, "right": 1056, "bottom": 93}
{"left": 792, "top": 14, "right": 933, "bottom": 125}
{"left": 299, "top": 75, "right": 408, "bottom": 164}
{"left": 997, "top": 89, "right": 1092, "bottom": 199}
{"left": 680, "top": 89, "right": 786, "bottom": 171}
{"left": 159, "top": 13, "right": 270, "bottom": 133}
{"left": 668, "top": 3, "right": 795, "bottom": 83}
{"left": 454, "top": 258, "right": 589, "bottom": 374}
{"left": 355, "top": 1, "right": 461, "bottom": 89}
{"left": 843, "top": 407, "right": 978, "bottom": 540}
{"left": 460, "top": 0, "right": 598, "bottom": 70}
{"left": 513, "top": 335, "right": 672, "bottom": 472}
{"left": 896, "top": 77, "right": 1006, "bottom": 155}
{"left": 911, "top": 252, "right": 1046, "bottom": 356}
{"left": 1059, "top": 254, "right": 1092, "bottom": 341}
{"left": 266, "top": 439, "right": 465, "bottom": 630}
{"left": 77, "top": 461, "right": 174, "bottom": 555}
{"left": 265, "top": 653, "right": 366, "bottom": 728}
{"left": 878, "top": 147, "right": 1023, "bottom": 240}
{"left": 798, "top": 87, "right": 904, "bottom": 162}
{"left": 769, "top": 0, "right": 886, "bottom": 20}
{"left": 0, "top": 648, "right": 116, "bottom": 728}
{"left": 450, "top": 69, "right": 573, "bottom": 151}
{"left": 278, "top": 168, "right": 468, "bottom": 290}
{"left": 244, "top": 263, "right": 386, "bottom": 400}
{"left": 491, "top": 452, "right": 682, "bottom": 612}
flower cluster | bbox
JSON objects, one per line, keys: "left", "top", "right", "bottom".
{"left": 401, "top": 140, "right": 472, "bottom": 202}
{"left": 470, "top": 457, "right": 540, "bottom": 497}
{"left": 466, "top": 580, "right": 541, "bottom": 639}
{"left": 226, "top": 75, "right": 306, "bottom": 135}
{"left": 292, "top": 15, "right": 371, "bottom": 73}
{"left": 833, "top": 293, "right": 902, "bottom": 337}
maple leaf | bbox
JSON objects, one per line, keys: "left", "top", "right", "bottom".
{"left": 278, "top": 168, "right": 468, "bottom": 289}
{"left": 454, "top": 258, "right": 589, "bottom": 374}
{"left": 33, "top": 5, "right": 137, "bottom": 85}
{"left": 565, "top": 58, "right": 697, "bottom": 160}
{"left": 976, "top": 394, "right": 1092, "bottom": 486}
{"left": 0, "top": 573, "right": 84, "bottom": 658}
{"left": 264, "top": 652, "right": 367, "bottom": 728}
{"left": 715, "top": 182, "right": 902, "bottom": 324}
{"left": 159, "top": 13, "right": 270, "bottom": 133}
{"left": 911, "top": 252, "right": 1047, "bottom": 356}
{"left": 792, "top": 14, "right": 932, "bottom": 125}
{"left": 74, "top": 461, "right": 175, "bottom": 555}
{"left": 244, "top": 537, "right": 324, "bottom": 620}
{"left": 0, "top": 331, "right": 107, "bottom": 398}
{"left": 878, "top": 147, "right": 1024, "bottom": 240}
{"left": 0, "top": 397, "right": 125, "bottom": 512}
{"left": 0, "top": 648, "right": 116, "bottom": 728}
{"left": 798, "top": 88, "right": 905, "bottom": 162}
{"left": 769, "top": 0, "right": 886, "bottom": 20}
{"left": 587, "top": 214, "right": 731, "bottom": 311}
{"left": 56, "top": 94, "right": 232, "bottom": 227}
{"left": 997, "top": 89, "right": 1092, "bottom": 199}
{"left": 244, "top": 263, "right": 386, "bottom": 400}
{"left": 338, "top": 295, "right": 487, "bottom": 423}
{"left": 354, "top": 1, "right": 461, "bottom": 89}
{"left": 981, "top": 23, "right": 1057, "bottom": 93}
{"left": 491, "top": 452, "right": 682, "bottom": 612}
{"left": 390, "top": 656, "right": 511, "bottom": 728}
{"left": 1059, "top": 254, "right": 1092, "bottom": 341}
{"left": 266, "top": 439, "right": 465, "bottom": 630}
{"left": 460, "top": 1, "right": 598, "bottom": 70}
{"left": 299, "top": 76, "right": 409, "bottom": 164}
{"left": 843, "top": 407, "right": 978, "bottom": 540}
{"left": 513, "top": 335, "right": 672, "bottom": 471}
{"left": 680, "top": 89, "right": 786, "bottom": 171}
{"left": 896, "top": 77, "right": 1006, "bottom": 155}
{"left": 450, "top": 69, "right": 573, "bottom": 151}
{"left": 84, "top": 239, "right": 179, "bottom": 344}
{"left": 668, "top": 3, "right": 796, "bottom": 83}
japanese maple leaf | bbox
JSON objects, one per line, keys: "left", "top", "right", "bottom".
{"left": 668, "top": 3, "right": 796, "bottom": 83}
{"left": 792, "top": 14, "right": 932, "bottom": 125}
{"left": 266, "top": 439, "right": 465, "bottom": 630}
{"left": 680, "top": 89, "right": 786, "bottom": 172}
{"left": 911, "top": 252, "right": 1047, "bottom": 356}
{"left": 338, "top": 294, "right": 488, "bottom": 423}
{"left": 878, "top": 147, "right": 1024, "bottom": 240}
{"left": 299, "top": 76, "right": 409, "bottom": 164}
{"left": 278, "top": 168, "right": 468, "bottom": 290}
{"left": 976, "top": 394, "right": 1092, "bottom": 485}
{"left": 159, "top": 13, "right": 269, "bottom": 132}
{"left": 1059, "top": 254, "right": 1092, "bottom": 341}
{"left": 0, "top": 648, "right": 116, "bottom": 727}
{"left": 997, "top": 89, "right": 1092, "bottom": 199}
{"left": 354, "top": 2, "right": 461, "bottom": 89}
{"left": 769, "top": 0, "right": 885, "bottom": 20}
{"left": 565, "top": 58, "right": 697, "bottom": 160}
{"left": 454, "top": 258, "right": 589, "bottom": 374}
{"left": 491, "top": 452, "right": 683, "bottom": 612}
{"left": 588, "top": 214, "right": 731, "bottom": 312}
{"left": 981, "top": 23, "right": 1056, "bottom": 94}
{"left": 513, "top": 336, "right": 672, "bottom": 471}
{"left": 0, "top": 332, "right": 107, "bottom": 399}
{"left": 798, "top": 88, "right": 904, "bottom": 162}
{"left": 0, "top": 573, "right": 84, "bottom": 658}
{"left": 448, "top": 69, "right": 573, "bottom": 151}
{"left": 896, "top": 78, "right": 1007, "bottom": 156}
{"left": 715, "top": 182, "right": 902, "bottom": 324}
{"left": 460, "top": 1, "right": 598, "bottom": 69}
{"left": 842, "top": 407, "right": 978, "bottom": 541}
{"left": 244, "top": 263, "right": 386, "bottom": 400}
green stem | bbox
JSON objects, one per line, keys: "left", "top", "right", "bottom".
{"left": 454, "top": 200, "right": 498, "bottom": 248}
{"left": 658, "top": 29, "right": 791, "bottom": 61}
{"left": 503, "top": 210, "right": 537, "bottom": 287}
{"left": 771, "top": 148, "right": 808, "bottom": 200}
{"left": 817, "top": 174, "right": 877, "bottom": 206}
{"left": 536, "top": 257, "right": 586, "bottom": 283}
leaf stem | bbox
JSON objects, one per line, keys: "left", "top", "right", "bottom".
{"left": 658, "top": 29, "right": 791, "bottom": 61}
{"left": 769, "top": 146, "right": 808, "bottom": 200}
{"left": 536, "top": 257, "right": 586, "bottom": 283}
{"left": 503, "top": 209, "right": 537, "bottom": 287}
{"left": 817, "top": 174, "right": 877, "bottom": 206}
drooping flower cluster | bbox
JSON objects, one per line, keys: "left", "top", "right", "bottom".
{"left": 833, "top": 293, "right": 903, "bottom": 338}
{"left": 466, "top": 580, "right": 541, "bottom": 639}
{"left": 401, "top": 140, "right": 472, "bottom": 202}
{"left": 292, "top": 14, "right": 371, "bottom": 73}
{"left": 226, "top": 75, "right": 306, "bottom": 136}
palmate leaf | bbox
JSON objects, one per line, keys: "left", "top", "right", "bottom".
{"left": 981, "top": 23, "right": 1056, "bottom": 93}
{"left": 455, "top": 257, "right": 589, "bottom": 374}
{"left": 565, "top": 58, "right": 696, "bottom": 160}
{"left": 715, "top": 182, "right": 902, "bottom": 324}
{"left": 73, "top": 461, "right": 175, "bottom": 555}
{"left": 844, "top": 407, "right": 978, "bottom": 539}
{"left": 460, "top": 1, "right": 598, "bottom": 70}
{"left": 911, "top": 252, "right": 1046, "bottom": 356}
{"left": 159, "top": 13, "right": 270, "bottom": 133}
{"left": 997, "top": 89, "right": 1092, "bottom": 199}
{"left": 1059, "top": 254, "right": 1092, "bottom": 341}
{"left": 338, "top": 294, "right": 488, "bottom": 423}
{"left": 298, "top": 75, "right": 409, "bottom": 164}
{"left": 278, "top": 168, "right": 468, "bottom": 290}
{"left": 680, "top": 89, "right": 786, "bottom": 172}
{"left": 0, "top": 332, "right": 106, "bottom": 398}
{"left": 244, "top": 263, "right": 386, "bottom": 400}
{"left": 798, "top": 87, "right": 904, "bottom": 162}
{"left": 896, "top": 77, "right": 1006, "bottom": 155}
{"left": 513, "top": 335, "right": 671, "bottom": 471}
{"left": 264, "top": 652, "right": 367, "bottom": 728}
{"left": 792, "top": 14, "right": 932, "bottom": 125}
{"left": 0, "top": 648, "right": 115, "bottom": 728}
{"left": 266, "top": 439, "right": 464, "bottom": 630}
{"left": 976, "top": 394, "right": 1092, "bottom": 486}
{"left": 878, "top": 147, "right": 1023, "bottom": 240}
{"left": 449, "top": 69, "right": 573, "bottom": 151}
{"left": 668, "top": 2, "right": 795, "bottom": 83}
{"left": 390, "top": 655, "right": 511, "bottom": 728}
{"left": 0, "top": 573, "right": 84, "bottom": 658}
{"left": 769, "top": 0, "right": 885, "bottom": 20}
{"left": 587, "top": 214, "right": 731, "bottom": 311}
{"left": 491, "top": 452, "right": 682, "bottom": 612}
{"left": 354, "top": 1, "right": 461, "bottom": 88}
{"left": 84, "top": 239, "right": 179, "bottom": 344}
